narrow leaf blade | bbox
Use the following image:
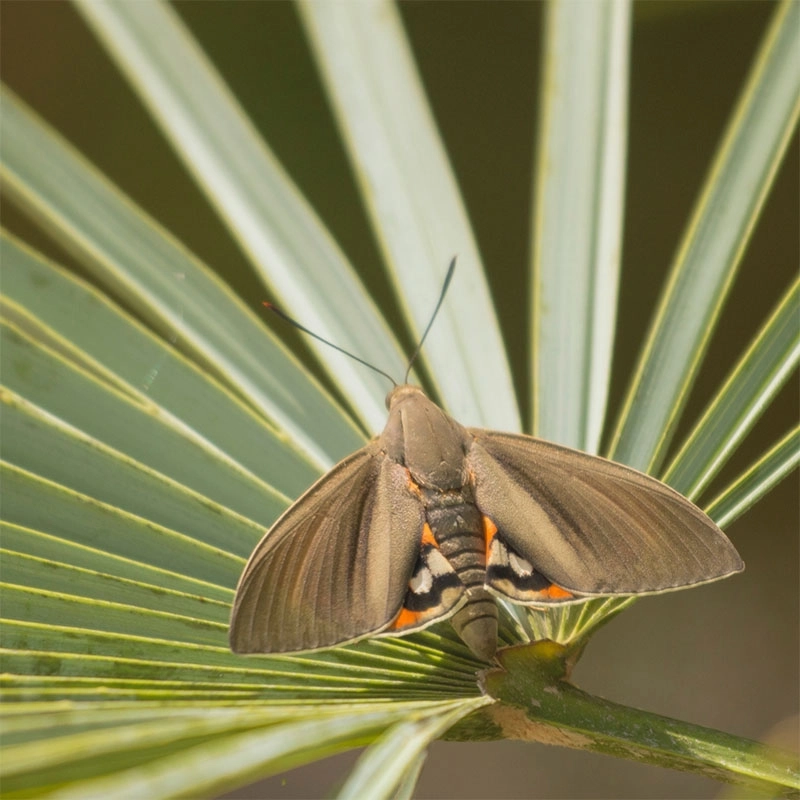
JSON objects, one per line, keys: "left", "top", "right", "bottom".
{"left": 608, "top": 0, "right": 800, "bottom": 472}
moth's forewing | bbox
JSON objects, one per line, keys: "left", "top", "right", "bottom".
{"left": 468, "top": 431, "right": 743, "bottom": 599}
{"left": 229, "top": 445, "right": 426, "bottom": 654}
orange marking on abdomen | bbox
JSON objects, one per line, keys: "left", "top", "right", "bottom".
{"left": 482, "top": 516, "right": 498, "bottom": 560}
{"left": 421, "top": 523, "right": 437, "bottom": 548}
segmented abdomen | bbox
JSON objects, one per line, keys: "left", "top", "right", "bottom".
{"left": 427, "top": 498, "right": 498, "bottom": 661}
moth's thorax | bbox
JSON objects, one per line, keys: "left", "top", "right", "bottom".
{"left": 383, "top": 385, "right": 470, "bottom": 490}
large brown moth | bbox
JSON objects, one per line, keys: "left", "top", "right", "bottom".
{"left": 229, "top": 263, "right": 743, "bottom": 662}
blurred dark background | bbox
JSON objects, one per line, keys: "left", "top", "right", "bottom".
{"left": 2, "top": 2, "right": 797, "bottom": 798}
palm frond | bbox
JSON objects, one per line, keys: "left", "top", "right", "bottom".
{"left": 1, "top": 1, "right": 797, "bottom": 797}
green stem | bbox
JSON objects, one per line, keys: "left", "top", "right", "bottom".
{"left": 480, "top": 642, "right": 799, "bottom": 797}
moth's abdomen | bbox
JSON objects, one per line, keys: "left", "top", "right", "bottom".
{"left": 428, "top": 500, "right": 498, "bottom": 661}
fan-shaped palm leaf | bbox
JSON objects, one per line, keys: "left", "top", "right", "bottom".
{"left": 1, "top": 1, "right": 797, "bottom": 797}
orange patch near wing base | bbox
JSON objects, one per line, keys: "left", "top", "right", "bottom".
{"left": 403, "top": 468, "right": 423, "bottom": 499}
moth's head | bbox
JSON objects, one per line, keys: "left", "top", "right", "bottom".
{"left": 385, "top": 384, "right": 425, "bottom": 410}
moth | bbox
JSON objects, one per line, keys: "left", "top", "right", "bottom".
{"left": 229, "top": 266, "right": 743, "bottom": 662}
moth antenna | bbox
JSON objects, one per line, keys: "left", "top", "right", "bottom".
{"left": 265, "top": 257, "right": 455, "bottom": 389}
{"left": 263, "top": 302, "right": 398, "bottom": 387}
{"left": 403, "top": 256, "right": 456, "bottom": 384}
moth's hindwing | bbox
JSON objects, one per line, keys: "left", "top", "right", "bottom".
{"left": 467, "top": 430, "right": 743, "bottom": 597}
{"left": 379, "top": 523, "right": 466, "bottom": 635}
{"left": 229, "top": 446, "right": 427, "bottom": 654}
{"left": 484, "top": 518, "right": 577, "bottom": 605}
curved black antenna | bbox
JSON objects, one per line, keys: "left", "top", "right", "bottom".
{"left": 264, "top": 257, "right": 456, "bottom": 390}
{"left": 263, "top": 302, "right": 397, "bottom": 387}
{"left": 403, "top": 256, "right": 456, "bottom": 384}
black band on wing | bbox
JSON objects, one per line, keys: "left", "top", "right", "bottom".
{"left": 486, "top": 562, "right": 553, "bottom": 592}
{"left": 404, "top": 544, "right": 463, "bottom": 610}
{"left": 486, "top": 534, "right": 575, "bottom": 604}
{"left": 387, "top": 544, "right": 465, "bottom": 632}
